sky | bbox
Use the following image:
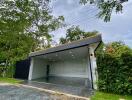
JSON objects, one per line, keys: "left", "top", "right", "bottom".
{"left": 50, "top": 0, "right": 132, "bottom": 47}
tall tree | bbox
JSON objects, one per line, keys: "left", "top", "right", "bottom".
{"left": 80, "top": 0, "right": 128, "bottom": 22}
{"left": 0, "top": 0, "right": 64, "bottom": 51}
{"left": 60, "top": 26, "right": 98, "bottom": 44}
{"left": 0, "top": 0, "right": 64, "bottom": 77}
{"left": 0, "top": 33, "right": 34, "bottom": 77}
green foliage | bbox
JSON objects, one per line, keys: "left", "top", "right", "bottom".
{"left": 0, "top": 0, "right": 64, "bottom": 77}
{"left": 91, "top": 91, "right": 132, "bottom": 100}
{"left": 60, "top": 26, "right": 98, "bottom": 44}
{"left": 0, "top": 33, "right": 34, "bottom": 62}
{"left": 0, "top": 33, "right": 34, "bottom": 77}
{"left": 0, "top": 78, "right": 23, "bottom": 84}
{"left": 0, "top": 0, "right": 64, "bottom": 51}
{"left": 80, "top": 0, "right": 127, "bottom": 22}
{"left": 96, "top": 42, "right": 132, "bottom": 95}
{"left": 105, "top": 41, "right": 131, "bottom": 57}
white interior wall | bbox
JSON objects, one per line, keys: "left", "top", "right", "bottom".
{"left": 31, "top": 58, "right": 47, "bottom": 79}
{"left": 28, "top": 46, "right": 93, "bottom": 80}
{"left": 49, "top": 58, "right": 89, "bottom": 78}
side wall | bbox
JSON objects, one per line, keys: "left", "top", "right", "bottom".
{"left": 49, "top": 58, "right": 90, "bottom": 78}
{"left": 28, "top": 57, "right": 47, "bottom": 80}
{"left": 15, "top": 59, "right": 30, "bottom": 79}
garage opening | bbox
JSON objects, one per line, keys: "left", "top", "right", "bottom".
{"left": 27, "top": 46, "right": 94, "bottom": 97}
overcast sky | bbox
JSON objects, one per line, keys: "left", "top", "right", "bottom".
{"left": 50, "top": 0, "right": 132, "bottom": 47}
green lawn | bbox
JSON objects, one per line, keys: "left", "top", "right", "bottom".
{"left": 91, "top": 91, "right": 132, "bottom": 100}
{"left": 0, "top": 78, "right": 23, "bottom": 84}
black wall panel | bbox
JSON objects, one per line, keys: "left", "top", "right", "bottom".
{"left": 14, "top": 58, "right": 30, "bottom": 79}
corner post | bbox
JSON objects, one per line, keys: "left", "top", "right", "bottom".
{"left": 28, "top": 57, "right": 34, "bottom": 80}
{"left": 89, "top": 46, "right": 98, "bottom": 89}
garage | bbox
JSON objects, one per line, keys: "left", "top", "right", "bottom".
{"left": 28, "top": 35, "right": 102, "bottom": 96}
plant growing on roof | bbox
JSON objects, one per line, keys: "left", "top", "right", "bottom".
{"left": 60, "top": 26, "right": 98, "bottom": 44}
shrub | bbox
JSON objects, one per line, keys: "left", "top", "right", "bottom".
{"left": 97, "top": 52, "right": 132, "bottom": 95}
{"left": 0, "top": 66, "right": 14, "bottom": 78}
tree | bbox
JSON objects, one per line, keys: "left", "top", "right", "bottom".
{"left": 80, "top": 0, "right": 128, "bottom": 22}
{"left": 0, "top": 0, "right": 64, "bottom": 77}
{"left": 0, "top": 33, "right": 34, "bottom": 77}
{"left": 96, "top": 41, "right": 132, "bottom": 58}
{"left": 105, "top": 41, "right": 131, "bottom": 57}
{"left": 60, "top": 26, "right": 98, "bottom": 44}
{"left": 0, "top": 0, "right": 64, "bottom": 51}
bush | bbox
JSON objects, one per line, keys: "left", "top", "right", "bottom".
{"left": 97, "top": 52, "right": 132, "bottom": 95}
{"left": 0, "top": 66, "right": 14, "bottom": 78}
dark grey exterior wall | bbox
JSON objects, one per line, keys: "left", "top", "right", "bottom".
{"left": 14, "top": 59, "right": 30, "bottom": 79}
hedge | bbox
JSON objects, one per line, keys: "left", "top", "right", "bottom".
{"left": 97, "top": 52, "right": 132, "bottom": 95}
{"left": 0, "top": 66, "right": 14, "bottom": 78}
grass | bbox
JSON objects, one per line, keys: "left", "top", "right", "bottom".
{"left": 0, "top": 77, "right": 23, "bottom": 84}
{"left": 91, "top": 91, "right": 132, "bottom": 100}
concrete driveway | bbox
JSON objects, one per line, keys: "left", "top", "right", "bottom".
{"left": 0, "top": 84, "right": 89, "bottom": 100}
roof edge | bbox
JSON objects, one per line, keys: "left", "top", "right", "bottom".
{"left": 29, "top": 34, "right": 102, "bottom": 57}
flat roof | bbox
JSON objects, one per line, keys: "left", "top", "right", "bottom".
{"left": 29, "top": 34, "right": 102, "bottom": 57}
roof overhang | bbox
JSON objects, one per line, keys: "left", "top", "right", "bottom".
{"left": 29, "top": 35, "right": 102, "bottom": 57}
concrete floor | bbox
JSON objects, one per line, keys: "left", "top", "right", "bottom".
{"left": 23, "top": 76, "right": 93, "bottom": 97}
{"left": 0, "top": 85, "right": 87, "bottom": 100}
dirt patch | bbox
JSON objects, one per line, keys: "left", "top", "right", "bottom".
{"left": 0, "top": 83, "right": 11, "bottom": 86}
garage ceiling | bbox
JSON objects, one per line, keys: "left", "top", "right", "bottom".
{"left": 36, "top": 46, "right": 88, "bottom": 61}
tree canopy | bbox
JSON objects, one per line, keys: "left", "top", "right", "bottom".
{"left": 80, "top": 0, "right": 128, "bottom": 22}
{"left": 60, "top": 26, "right": 98, "bottom": 44}
{"left": 0, "top": 0, "right": 64, "bottom": 77}
{"left": 104, "top": 41, "right": 132, "bottom": 57}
